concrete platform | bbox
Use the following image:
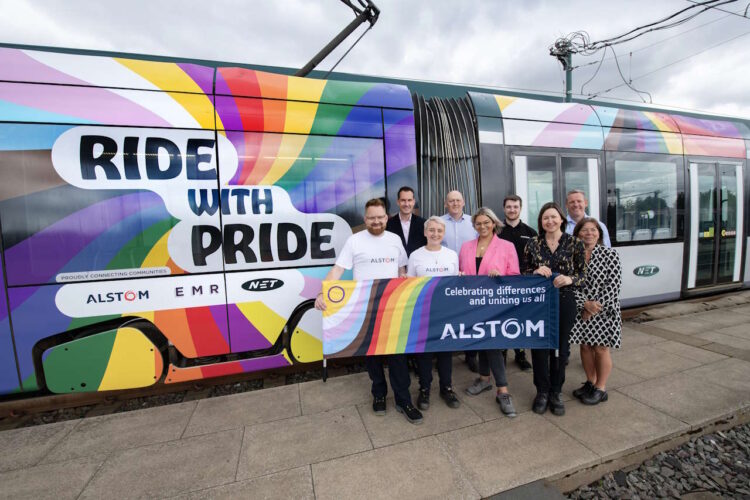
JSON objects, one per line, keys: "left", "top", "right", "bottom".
{"left": 1, "top": 300, "right": 749, "bottom": 499}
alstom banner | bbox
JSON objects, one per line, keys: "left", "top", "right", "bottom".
{"left": 322, "top": 275, "right": 559, "bottom": 358}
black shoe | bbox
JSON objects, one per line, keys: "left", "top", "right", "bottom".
{"left": 440, "top": 388, "right": 460, "bottom": 409}
{"left": 573, "top": 381, "right": 595, "bottom": 400}
{"left": 549, "top": 392, "right": 565, "bottom": 416}
{"left": 515, "top": 352, "right": 532, "bottom": 372}
{"left": 372, "top": 397, "right": 386, "bottom": 416}
{"left": 417, "top": 389, "right": 430, "bottom": 410}
{"left": 532, "top": 392, "right": 549, "bottom": 414}
{"left": 465, "top": 355, "right": 478, "bottom": 373}
{"left": 582, "top": 388, "right": 608, "bottom": 405}
{"left": 395, "top": 404, "right": 423, "bottom": 425}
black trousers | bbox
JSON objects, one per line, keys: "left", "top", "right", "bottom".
{"left": 366, "top": 354, "right": 412, "bottom": 407}
{"left": 532, "top": 288, "right": 576, "bottom": 394}
{"left": 416, "top": 352, "right": 453, "bottom": 392}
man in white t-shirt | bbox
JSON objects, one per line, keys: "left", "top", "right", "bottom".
{"left": 315, "top": 198, "right": 423, "bottom": 424}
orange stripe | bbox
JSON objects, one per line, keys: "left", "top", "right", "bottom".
{"left": 368, "top": 280, "right": 401, "bottom": 355}
{"left": 153, "top": 309, "right": 197, "bottom": 358}
{"left": 256, "top": 71, "right": 289, "bottom": 100}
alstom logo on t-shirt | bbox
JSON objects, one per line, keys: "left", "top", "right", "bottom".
{"left": 425, "top": 266, "right": 451, "bottom": 274}
{"left": 370, "top": 257, "right": 397, "bottom": 264}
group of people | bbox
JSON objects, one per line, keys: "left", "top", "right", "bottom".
{"left": 315, "top": 187, "right": 622, "bottom": 425}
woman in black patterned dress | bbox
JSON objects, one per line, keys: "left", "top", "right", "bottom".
{"left": 524, "top": 202, "right": 586, "bottom": 416}
{"left": 570, "top": 218, "right": 622, "bottom": 405}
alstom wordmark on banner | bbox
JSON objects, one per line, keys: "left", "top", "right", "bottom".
{"left": 322, "top": 275, "right": 559, "bottom": 358}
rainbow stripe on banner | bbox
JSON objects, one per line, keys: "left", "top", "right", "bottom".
{"left": 322, "top": 275, "right": 560, "bottom": 358}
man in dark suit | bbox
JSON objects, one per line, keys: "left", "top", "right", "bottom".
{"left": 386, "top": 186, "right": 427, "bottom": 257}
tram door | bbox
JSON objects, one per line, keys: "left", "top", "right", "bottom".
{"left": 512, "top": 152, "right": 601, "bottom": 226}
{"left": 687, "top": 162, "right": 745, "bottom": 289}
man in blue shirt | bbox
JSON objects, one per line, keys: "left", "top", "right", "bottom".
{"left": 441, "top": 190, "right": 477, "bottom": 253}
{"left": 441, "top": 190, "right": 479, "bottom": 372}
{"left": 565, "top": 190, "right": 611, "bottom": 248}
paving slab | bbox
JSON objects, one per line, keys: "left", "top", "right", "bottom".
{"left": 312, "top": 435, "right": 479, "bottom": 500}
{"left": 42, "top": 401, "right": 196, "bottom": 463}
{"left": 617, "top": 326, "right": 668, "bottom": 349}
{"left": 79, "top": 428, "right": 242, "bottom": 499}
{"left": 714, "top": 324, "right": 750, "bottom": 340}
{"left": 0, "top": 419, "right": 78, "bottom": 472}
{"left": 299, "top": 371, "right": 371, "bottom": 415}
{"left": 236, "top": 405, "right": 371, "bottom": 480}
{"left": 643, "top": 316, "right": 716, "bottom": 336}
{"left": 618, "top": 369, "right": 746, "bottom": 427}
{"left": 691, "top": 310, "right": 750, "bottom": 328}
{"left": 357, "top": 391, "right": 482, "bottom": 448}
{"left": 611, "top": 344, "right": 702, "bottom": 379}
{"left": 684, "top": 358, "right": 750, "bottom": 397}
{"left": 543, "top": 390, "right": 688, "bottom": 459}
{"left": 183, "top": 384, "right": 300, "bottom": 437}
{"left": 438, "top": 413, "right": 598, "bottom": 497}
{"left": 0, "top": 455, "right": 102, "bottom": 500}
{"left": 652, "top": 340, "right": 728, "bottom": 364}
{"left": 695, "top": 330, "right": 750, "bottom": 351}
{"left": 174, "top": 466, "right": 314, "bottom": 500}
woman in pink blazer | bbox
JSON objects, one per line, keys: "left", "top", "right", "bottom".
{"left": 459, "top": 207, "right": 520, "bottom": 418}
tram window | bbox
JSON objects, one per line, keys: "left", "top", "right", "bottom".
{"left": 525, "top": 155, "right": 556, "bottom": 228}
{"left": 614, "top": 160, "right": 679, "bottom": 242}
{"left": 562, "top": 157, "right": 589, "bottom": 201}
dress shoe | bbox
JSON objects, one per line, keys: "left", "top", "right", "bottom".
{"left": 573, "top": 381, "right": 595, "bottom": 399}
{"left": 582, "top": 388, "right": 608, "bottom": 405}
{"left": 549, "top": 392, "right": 565, "bottom": 416}
{"left": 532, "top": 392, "right": 549, "bottom": 414}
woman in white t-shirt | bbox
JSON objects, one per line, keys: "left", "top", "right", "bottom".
{"left": 408, "top": 216, "right": 461, "bottom": 410}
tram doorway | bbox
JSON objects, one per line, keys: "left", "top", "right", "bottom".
{"left": 686, "top": 161, "right": 745, "bottom": 290}
{"left": 511, "top": 151, "right": 602, "bottom": 226}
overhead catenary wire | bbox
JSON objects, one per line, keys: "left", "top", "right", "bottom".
{"left": 586, "top": 27, "right": 750, "bottom": 99}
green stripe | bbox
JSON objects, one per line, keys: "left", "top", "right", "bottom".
{"left": 106, "top": 217, "right": 178, "bottom": 270}
{"left": 42, "top": 329, "right": 117, "bottom": 393}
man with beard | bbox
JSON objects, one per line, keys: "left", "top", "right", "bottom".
{"left": 498, "top": 195, "right": 536, "bottom": 372}
{"left": 315, "top": 198, "right": 423, "bottom": 424}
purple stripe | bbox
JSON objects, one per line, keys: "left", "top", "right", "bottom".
{"left": 227, "top": 304, "right": 273, "bottom": 352}
{"left": 384, "top": 112, "right": 416, "bottom": 176}
{"left": 5, "top": 192, "right": 162, "bottom": 286}
{"left": 214, "top": 70, "right": 232, "bottom": 96}
{"left": 415, "top": 279, "right": 440, "bottom": 352}
{"left": 177, "top": 63, "right": 214, "bottom": 96}
{"left": 215, "top": 96, "right": 244, "bottom": 131}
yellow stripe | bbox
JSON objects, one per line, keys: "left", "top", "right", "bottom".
{"left": 115, "top": 58, "right": 217, "bottom": 129}
{"left": 494, "top": 95, "right": 516, "bottom": 112}
{"left": 289, "top": 326, "right": 323, "bottom": 363}
{"left": 384, "top": 279, "right": 422, "bottom": 353}
{"left": 99, "top": 327, "right": 160, "bottom": 391}
{"left": 141, "top": 229, "right": 172, "bottom": 268}
{"left": 236, "top": 302, "right": 285, "bottom": 343}
{"left": 259, "top": 134, "right": 308, "bottom": 185}
{"left": 284, "top": 101, "right": 319, "bottom": 134}
{"left": 287, "top": 76, "right": 327, "bottom": 102}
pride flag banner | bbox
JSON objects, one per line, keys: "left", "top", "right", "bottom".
{"left": 322, "top": 275, "right": 559, "bottom": 358}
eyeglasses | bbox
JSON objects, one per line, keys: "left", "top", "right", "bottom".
{"left": 474, "top": 221, "right": 493, "bottom": 227}
{"left": 365, "top": 215, "right": 387, "bottom": 222}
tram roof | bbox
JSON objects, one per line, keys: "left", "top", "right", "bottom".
{"left": 1, "top": 42, "right": 748, "bottom": 133}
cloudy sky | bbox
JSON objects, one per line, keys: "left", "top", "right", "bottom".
{"left": 2, "top": 0, "right": 749, "bottom": 117}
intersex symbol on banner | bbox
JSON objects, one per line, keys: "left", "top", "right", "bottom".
{"left": 322, "top": 275, "right": 559, "bottom": 358}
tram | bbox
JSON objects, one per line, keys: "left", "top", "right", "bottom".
{"left": 0, "top": 45, "right": 747, "bottom": 398}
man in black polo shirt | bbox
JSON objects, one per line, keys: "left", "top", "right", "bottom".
{"left": 498, "top": 194, "right": 537, "bottom": 371}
